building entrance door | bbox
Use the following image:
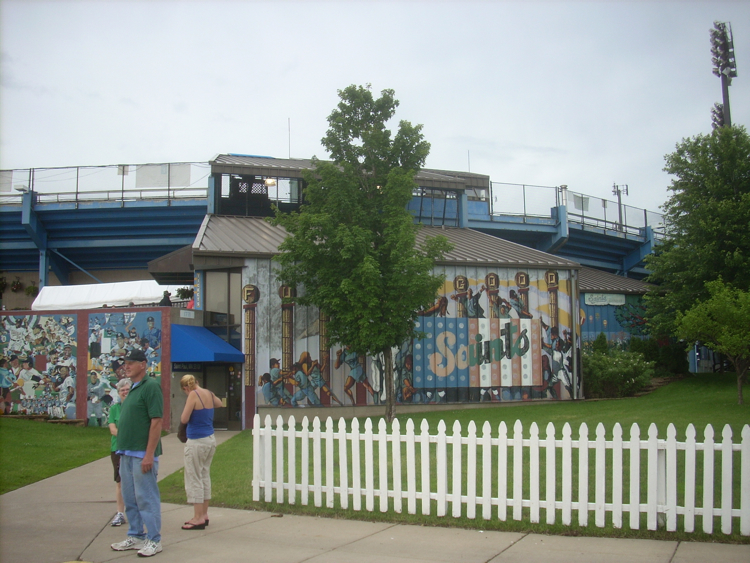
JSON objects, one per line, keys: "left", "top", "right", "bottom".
{"left": 205, "top": 364, "right": 242, "bottom": 430}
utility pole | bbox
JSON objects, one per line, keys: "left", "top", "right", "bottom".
{"left": 710, "top": 21, "right": 738, "bottom": 129}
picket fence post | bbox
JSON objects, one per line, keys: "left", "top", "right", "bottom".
{"left": 288, "top": 414, "right": 297, "bottom": 505}
{"left": 629, "top": 423, "right": 641, "bottom": 530}
{"left": 351, "top": 418, "right": 361, "bottom": 511}
{"left": 312, "top": 417, "right": 322, "bottom": 507}
{"left": 529, "top": 422, "right": 540, "bottom": 524}
{"left": 378, "top": 419, "right": 389, "bottom": 513}
{"left": 466, "top": 420, "right": 477, "bottom": 520}
{"left": 683, "top": 424, "right": 697, "bottom": 533}
{"left": 263, "top": 415, "right": 273, "bottom": 503}
{"left": 703, "top": 424, "right": 715, "bottom": 534}
{"left": 338, "top": 417, "right": 349, "bottom": 510}
{"left": 452, "top": 420, "right": 463, "bottom": 518}
{"left": 420, "top": 419, "right": 431, "bottom": 516}
{"left": 364, "top": 418, "right": 374, "bottom": 512}
{"left": 612, "top": 423, "right": 623, "bottom": 529}
{"left": 252, "top": 413, "right": 261, "bottom": 502}
{"left": 405, "top": 419, "right": 417, "bottom": 515}
{"left": 392, "top": 419, "right": 403, "bottom": 514}
{"left": 646, "top": 423, "right": 659, "bottom": 530}
{"left": 481, "top": 421, "right": 492, "bottom": 521}
{"left": 512, "top": 420, "right": 523, "bottom": 521}
{"left": 325, "top": 417, "right": 335, "bottom": 509}
{"left": 275, "top": 415, "right": 285, "bottom": 504}
{"left": 578, "top": 423, "right": 589, "bottom": 527}
{"left": 721, "top": 425, "right": 734, "bottom": 534}
{"left": 300, "top": 416, "right": 309, "bottom": 506}
{"left": 561, "top": 423, "right": 572, "bottom": 526}
{"left": 436, "top": 420, "right": 447, "bottom": 517}
{"left": 545, "top": 422, "right": 556, "bottom": 525}
{"left": 497, "top": 421, "right": 508, "bottom": 521}
{"left": 741, "top": 425, "right": 750, "bottom": 536}
{"left": 595, "top": 423, "right": 606, "bottom": 528}
{"left": 666, "top": 424, "right": 678, "bottom": 531}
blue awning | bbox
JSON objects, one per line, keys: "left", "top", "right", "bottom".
{"left": 171, "top": 324, "right": 244, "bottom": 363}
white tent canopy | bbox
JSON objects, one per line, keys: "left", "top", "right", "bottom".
{"left": 31, "top": 280, "right": 187, "bottom": 311}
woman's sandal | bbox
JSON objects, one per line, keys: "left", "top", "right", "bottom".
{"left": 184, "top": 519, "right": 208, "bottom": 527}
{"left": 181, "top": 522, "right": 206, "bottom": 530}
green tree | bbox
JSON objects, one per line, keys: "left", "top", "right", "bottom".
{"left": 675, "top": 280, "right": 750, "bottom": 404}
{"left": 645, "top": 126, "right": 750, "bottom": 336}
{"left": 271, "top": 85, "right": 452, "bottom": 422}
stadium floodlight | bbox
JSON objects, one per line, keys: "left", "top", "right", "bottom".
{"left": 710, "top": 21, "right": 738, "bottom": 128}
{"left": 711, "top": 103, "right": 725, "bottom": 130}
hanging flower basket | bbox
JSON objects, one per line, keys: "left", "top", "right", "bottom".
{"left": 175, "top": 286, "right": 194, "bottom": 300}
{"left": 11, "top": 279, "right": 23, "bottom": 293}
{"left": 25, "top": 285, "right": 39, "bottom": 297}
{"left": 0, "top": 277, "right": 6, "bottom": 293}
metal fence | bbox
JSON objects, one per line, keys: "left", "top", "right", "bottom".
{"left": 0, "top": 162, "right": 211, "bottom": 205}
{"left": 491, "top": 182, "right": 666, "bottom": 238}
{"left": 1, "top": 165, "right": 666, "bottom": 238}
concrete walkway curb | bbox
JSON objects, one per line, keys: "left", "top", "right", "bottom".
{"left": 1, "top": 432, "right": 748, "bottom": 563}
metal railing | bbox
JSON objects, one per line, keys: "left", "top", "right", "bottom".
{"left": 490, "top": 182, "right": 666, "bottom": 238}
{"left": 1, "top": 163, "right": 666, "bottom": 239}
{"left": 0, "top": 162, "right": 211, "bottom": 206}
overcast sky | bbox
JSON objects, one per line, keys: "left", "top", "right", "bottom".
{"left": 1, "top": 0, "right": 748, "bottom": 214}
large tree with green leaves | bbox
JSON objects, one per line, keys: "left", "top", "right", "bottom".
{"left": 645, "top": 125, "right": 750, "bottom": 336}
{"left": 271, "top": 85, "right": 452, "bottom": 422}
{"left": 675, "top": 280, "right": 750, "bottom": 404}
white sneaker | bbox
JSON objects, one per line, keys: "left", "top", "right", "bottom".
{"left": 137, "top": 539, "right": 162, "bottom": 557}
{"left": 110, "top": 512, "right": 126, "bottom": 526}
{"left": 111, "top": 536, "right": 146, "bottom": 551}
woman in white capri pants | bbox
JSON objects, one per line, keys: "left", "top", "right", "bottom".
{"left": 179, "top": 374, "right": 222, "bottom": 530}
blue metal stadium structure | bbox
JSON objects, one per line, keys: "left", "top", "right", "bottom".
{"left": 0, "top": 155, "right": 664, "bottom": 286}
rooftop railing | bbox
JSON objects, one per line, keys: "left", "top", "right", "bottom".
{"left": 0, "top": 162, "right": 211, "bottom": 205}
{"left": 490, "top": 182, "right": 666, "bottom": 238}
{"left": 1, "top": 162, "right": 666, "bottom": 239}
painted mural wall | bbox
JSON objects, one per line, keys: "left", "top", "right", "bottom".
{"left": 247, "top": 259, "right": 578, "bottom": 408}
{"left": 580, "top": 293, "right": 647, "bottom": 351}
{"left": 0, "top": 310, "right": 164, "bottom": 422}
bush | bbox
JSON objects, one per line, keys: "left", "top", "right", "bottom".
{"left": 657, "top": 340, "right": 689, "bottom": 374}
{"left": 592, "top": 332, "right": 609, "bottom": 354}
{"left": 582, "top": 349, "right": 655, "bottom": 399}
{"left": 629, "top": 337, "right": 688, "bottom": 376}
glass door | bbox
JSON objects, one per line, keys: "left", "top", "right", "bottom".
{"left": 204, "top": 364, "right": 242, "bottom": 430}
{"left": 205, "top": 366, "right": 228, "bottom": 429}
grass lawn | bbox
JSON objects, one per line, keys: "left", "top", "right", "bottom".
{"left": 0, "top": 418, "right": 110, "bottom": 494}
{"left": 159, "top": 372, "right": 749, "bottom": 544}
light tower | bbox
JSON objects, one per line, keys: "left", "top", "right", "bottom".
{"left": 710, "top": 21, "right": 738, "bottom": 129}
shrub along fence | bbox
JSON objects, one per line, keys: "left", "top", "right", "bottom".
{"left": 252, "top": 415, "right": 750, "bottom": 536}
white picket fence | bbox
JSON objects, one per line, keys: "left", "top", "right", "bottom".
{"left": 252, "top": 414, "right": 750, "bottom": 536}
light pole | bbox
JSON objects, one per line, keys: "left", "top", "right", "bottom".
{"left": 710, "top": 21, "right": 737, "bottom": 128}
{"left": 612, "top": 183, "right": 628, "bottom": 231}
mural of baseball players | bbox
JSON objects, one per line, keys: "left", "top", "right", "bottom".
{"left": 256, "top": 268, "right": 575, "bottom": 408}
{"left": 0, "top": 314, "right": 79, "bottom": 417}
{"left": 0, "top": 310, "right": 163, "bottom": 420}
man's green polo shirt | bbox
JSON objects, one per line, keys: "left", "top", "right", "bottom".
{"left": 116, "top": 376, "right": 163, "bottom": 457}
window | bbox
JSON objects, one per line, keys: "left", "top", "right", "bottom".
{"left": 205, "top": 270, "right": 242, "bottom": 349}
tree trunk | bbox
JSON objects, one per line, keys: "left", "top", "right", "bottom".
{"left": 383, "top": 346, "right": 395, "bottom": 423}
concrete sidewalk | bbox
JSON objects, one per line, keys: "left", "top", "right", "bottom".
{"left": 1, "top": 432, "right": 748, "bottom": 563}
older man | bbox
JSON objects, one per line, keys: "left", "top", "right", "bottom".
{"left": 110, "top": 349, "right": 163, "bottom": 557}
